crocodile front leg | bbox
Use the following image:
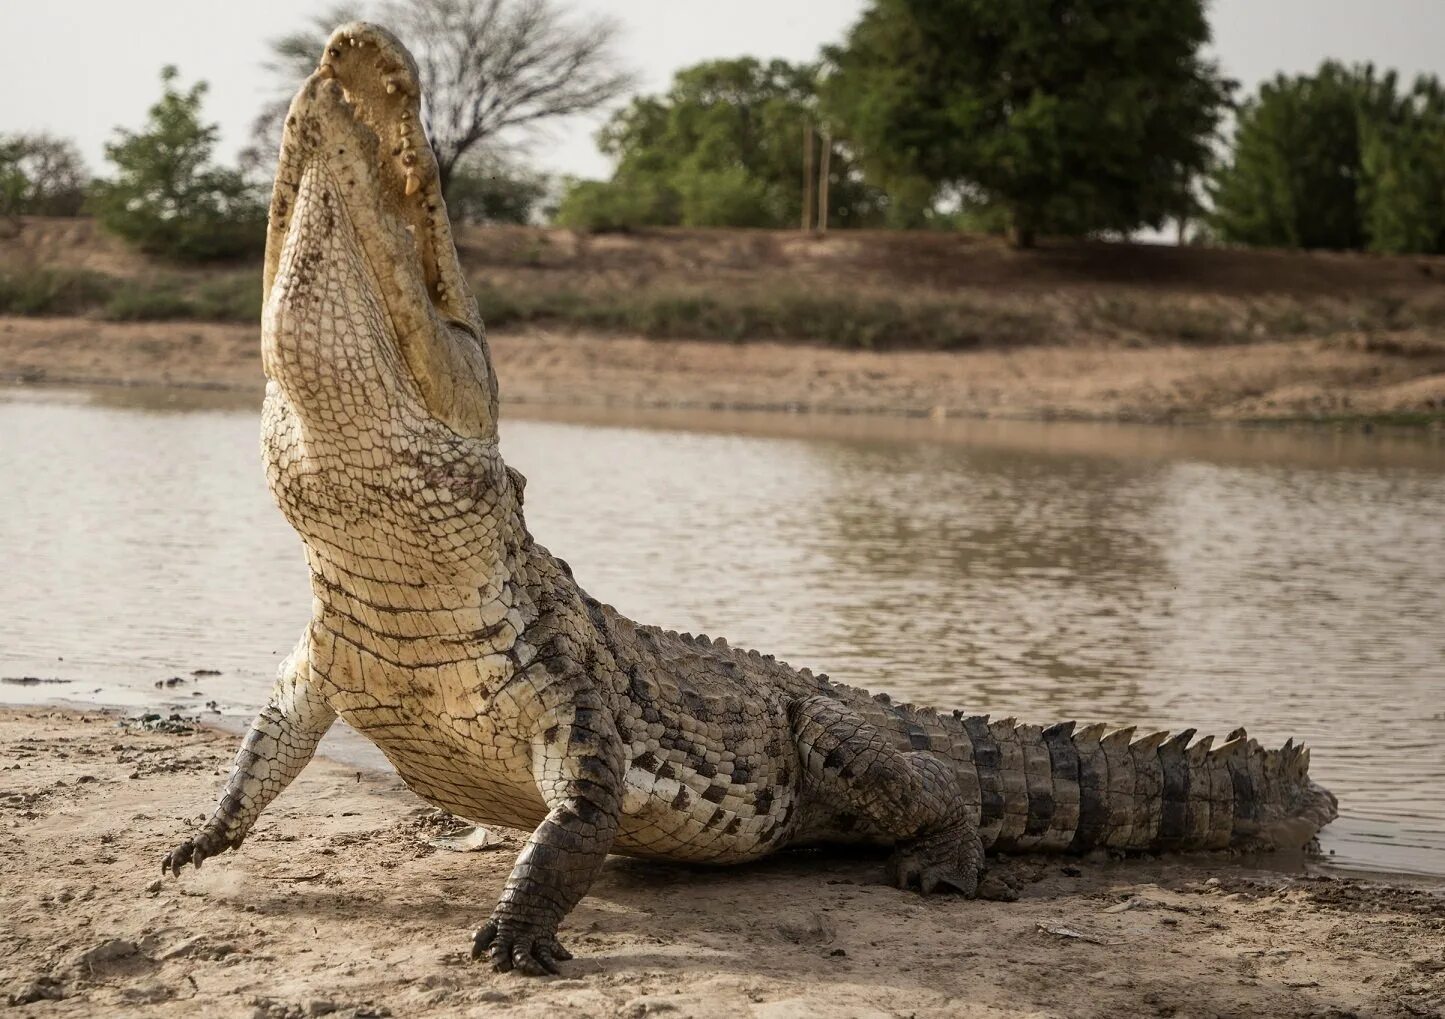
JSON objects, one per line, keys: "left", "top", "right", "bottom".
{"left": 472, "top": 688, "right": 623, "bottom": 976}
{"left": 162, "top": 638, "right": 335, "bottom": 875}
{"left": 791, "top": 695, "right": 996, "bottom": 896}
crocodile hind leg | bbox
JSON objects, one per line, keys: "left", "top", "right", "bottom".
{"left": 162, "top": 639, "right": 335, "bottom": 875}
{"left": 789, "top": 695, "right": 1008, "bottom": 897}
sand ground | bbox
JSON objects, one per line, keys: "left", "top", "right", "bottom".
{"left": 1, "top": 316, "right": 1444, "bottom": 425}
{"left": 1, "top": 707, "right": 1441, "bottom": 1018}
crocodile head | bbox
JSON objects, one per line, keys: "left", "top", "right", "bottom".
{"left": 261, "top": 23, "right": 519, "bottom": 584}
{"left": 263, "top": 22, "right": 497, "bottom": 437}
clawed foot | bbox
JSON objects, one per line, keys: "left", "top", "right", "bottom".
{"left": 889, "top": 847, "right": 979, "bottom": 896}
{"left": 471, "top": 921, "right": 573, "bottom": 977}
{"left": 161, "top": 828, "right": 236, "bottom": 877}
{"left": 976, "top": 869, "right": 1023, "bottom": 902}
{"left": 888, "top": 823, "right": 994, "bottom": 898}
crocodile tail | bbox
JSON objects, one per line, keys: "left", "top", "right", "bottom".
{"left": 950, "top": 715, "right": 1337, "bottom": 854}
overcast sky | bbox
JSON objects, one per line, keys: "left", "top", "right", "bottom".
{"left": 5, "top": 0, "right": 1445, "bottom": 182}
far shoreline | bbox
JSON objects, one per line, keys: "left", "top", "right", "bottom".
{"left": 2, "top": 316, "right": 1444, "bottom": 432}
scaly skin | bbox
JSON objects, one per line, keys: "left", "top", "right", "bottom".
{"left": 164, "top": 22, "right": 1339, "bottom": 977}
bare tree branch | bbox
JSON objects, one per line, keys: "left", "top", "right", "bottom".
{"left": 381, "top": 0, "right": 634, "bottom": 192}
{"left": 249, "top": 0, "right": 634, "bottom": 199}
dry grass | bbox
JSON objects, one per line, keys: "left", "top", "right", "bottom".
{"left": 7, "top": 218, "right": 1445, "bottom": 352}
{"left": 0, "top": 266, "right": 260, "bottom": 323}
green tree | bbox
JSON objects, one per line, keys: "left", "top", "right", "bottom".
{"left": 551, "top": 176, "right": 678, "bottom": 231}
{"left": 555, "top": 58, "right": 886, "bottom": 230}
{"left": 445, "top": 153, "right": 552, "bottom": 224}
{"left": 0, "top": 134, "right": 88, "bottom": 218}
{"left": 823, "top": 0, "right": 1232, "bottom": 246}
{"left": 1209, "top": 63, "right": 1401, "bottom": 251}
{"left": 90, "top": 67, "right": 266, "bottom": 261}
{"left": 1358, "top": 78, "right": 1445, "bottom": 254}
{"left": 0, "top": 140, "right": 26, "bottom": 223}
{"left": 1208, "top": 63, "right": 1445, "bottom": 253}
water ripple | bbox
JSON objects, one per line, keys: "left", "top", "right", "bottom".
{"left": 1, "top": 387, "right": 1441, "bottom": 876}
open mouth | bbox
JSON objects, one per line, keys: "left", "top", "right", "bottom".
{"left": 264, "top": 22, "right": 475, "bottom": 338}
{"left": 262, "top": 22, "right": 497, "bottom": 441}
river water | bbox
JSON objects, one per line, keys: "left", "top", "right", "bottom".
{"left": 2, "top": 385, "right": 1442, "bottom": 877}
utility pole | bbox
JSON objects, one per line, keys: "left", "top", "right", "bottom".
{"left": 817, "top": 130, "right": 832, "bottom": 235}
{"left": 802, "top": 123, "right": 816, "bottom": 232}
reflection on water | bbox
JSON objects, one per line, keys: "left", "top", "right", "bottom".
{"left": 2, "top": 385, "right": 1443, "bottom": 876}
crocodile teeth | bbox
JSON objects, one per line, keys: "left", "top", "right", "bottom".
{"left": 405, "top": 173, "right": 421, "bottom": 196}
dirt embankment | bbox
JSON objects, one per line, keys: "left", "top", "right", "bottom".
{"left": 4, "top": 315, "right": 1444, "bottom": 425}
{"left": 3, "top": 218, "right": 1445, "bottom": 424}
{"left": 2, "top": 707, "right": 1442, "bottom": 1018}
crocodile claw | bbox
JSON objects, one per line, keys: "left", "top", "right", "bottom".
{"left": 471, "top": 921, "right": 572, "bottom": 977}
{"left": 162, "top": 839, "right": 200, "bottom": 877}
{"left": 161, "top": 829, "right": 235, "bottom": 877}
{"left": 976, "top": 869, "right": 1023, "bottom": 902}
{"left": 888, "top": 847, "right": 1022, "bottom": 901}
{"left": 887, "top": 823, "right": 989, "bottom": 898}
{"left": 890, "top": 850, "right": 980, "bottom": 897}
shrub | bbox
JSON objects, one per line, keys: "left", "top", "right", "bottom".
{"left": 552, "top": 179, "right": 678, "bottom": 232}
{"left": 101, "top": 284, "right": 198, "bottom": 321}
{"left": 0, "top": 267, "right": 114, "bottom": 315}
{"left": 89, "top": 67, "right": 266, "bottom": 262}
{"left": 0, "top": 134, "right": 89, "bottom": 218}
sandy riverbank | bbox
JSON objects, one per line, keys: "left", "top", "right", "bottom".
{"left": 2, "top": 707, "right": 1441, "bottom": 1018}
{"left": 3, "top": 315, "right": 1444, "bottom": 425}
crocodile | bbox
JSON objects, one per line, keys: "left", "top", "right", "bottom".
{"left": 162, "top": 22, "right": 1339, "bottom": 976}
